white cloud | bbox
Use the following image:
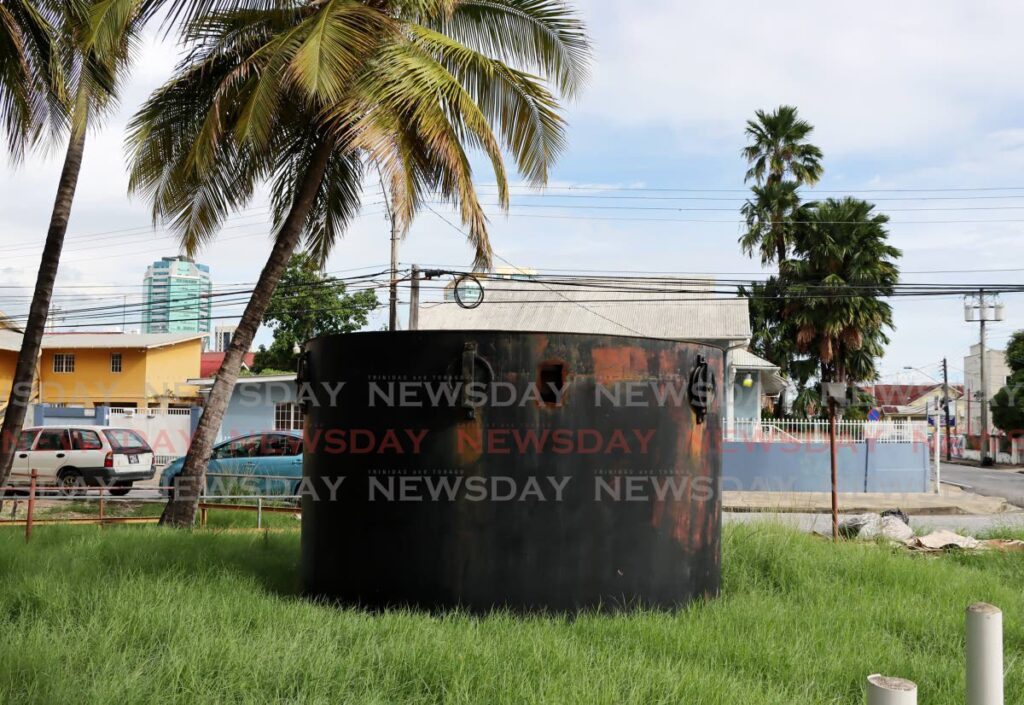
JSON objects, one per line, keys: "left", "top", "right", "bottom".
{"left": 577, "top": 0, "right": 1024, "bottom": 155}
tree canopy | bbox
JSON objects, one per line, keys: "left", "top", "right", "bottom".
{"left": 252, "top": 253, "right": 378, "bottom": 372}
{"left": 1006, "top": 330, "right": 1024, "bottom": 374}
{"left": 991, "top": 329, "right": 1024, "bottom": 436}
{"left": 738, "top": 108, "right": 901, "bottom": 418}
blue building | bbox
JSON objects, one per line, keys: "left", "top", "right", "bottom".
{"left": 190, "top": 373, "right": 300, "bottom": 441}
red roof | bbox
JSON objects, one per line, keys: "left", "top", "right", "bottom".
{"left": 868, "top": 384, "right": 941, "bottom": 406}
{"left": 201, "top": 351, "right": 255, "bottom": 377}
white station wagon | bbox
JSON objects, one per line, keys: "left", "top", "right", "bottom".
{"left": 9, "top": 426, "right": 156, "bottom": 496}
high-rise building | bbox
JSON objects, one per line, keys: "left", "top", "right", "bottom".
{"left": 143, "top": 256, "right": 212, "bottom": 337}
{"left": 214, "top": 324, "right": 236, "bottom": 352}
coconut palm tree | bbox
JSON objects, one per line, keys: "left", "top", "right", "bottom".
{"left": 0, "top": 0, "right": 146, "bottom": 485}
{"left": 127, "top": 0, "right": 590, "bottom": 527}
{"left": 0, "top": 0, "right": 60, "bottom": 158}
{"left": 782, "top": 197, "right": 901, "bottom": 385}
{"left": 740, "top": 105, "right": 823, "bottom": 265}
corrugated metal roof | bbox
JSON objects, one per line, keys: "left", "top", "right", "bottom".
{"left": 731, "top": 349, "right": 780, "bottom": 370}
{"left": 40, "top": 332, "right": 205, "bottom": 350}
{"left": 417, "top": 278, "right": 750, "bottom": 343}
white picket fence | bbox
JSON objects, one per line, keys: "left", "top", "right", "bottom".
{"left": 727, "top": 418, "right": 928, "bottom": 444}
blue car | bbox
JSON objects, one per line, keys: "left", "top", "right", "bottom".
{"left": 160, "top": 431, "right": 303, "bottom": 499}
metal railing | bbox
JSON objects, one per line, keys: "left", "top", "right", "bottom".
{"left": 726, "top": 418, "right": 929, "bottom": 444}
{"left": 0, "top": 471, "right": 299, "bottom": 540}
{"left": 109, "top": 407, "right": 192, "bottom": 416}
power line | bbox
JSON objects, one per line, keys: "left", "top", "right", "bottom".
{"left": 479, "top": 183, "right": 1024, "bottom": 194}
{"left": 402, "top": 261, "right": 1024, "bottom": 276}
{"left": 1, "top": 271, "right": 395, "bottom": 324}
{"left": 0, "top": 263, "right": 392, "bottom": 291}
{"left": 0, "top": 209, "right": 385, "bottom": 263}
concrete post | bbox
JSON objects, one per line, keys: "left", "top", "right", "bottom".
{"left": 967, "top": 602, "right": 1003, "bottom": 705}
{"left": 866, "top": 674, "right": 917, "bottom": 704}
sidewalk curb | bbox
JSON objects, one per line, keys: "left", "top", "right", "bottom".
{"left": 722, "top": 504, "right": 980, "bottom": 516}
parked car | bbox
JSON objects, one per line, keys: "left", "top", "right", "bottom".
{"left": 160, "top": 431, "right": 303, "bottom": 498}
{"left": 8, "top": 426, "right": 156, "bottom": 496}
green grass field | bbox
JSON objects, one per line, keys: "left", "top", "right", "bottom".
{"left": 0, "top": 523, "right": 1019, "bottom": 704}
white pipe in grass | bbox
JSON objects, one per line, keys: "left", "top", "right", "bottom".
{"left": 967, "top": 602, "right": 1004, "bottom": 705}
{"left": 867, "top": 674, "right": 917, "bottom": 704}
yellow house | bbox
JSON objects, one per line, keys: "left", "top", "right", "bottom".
{"left": 0, "top": 329, "right": 20, "bottom": 402}
{"left": 0, "top": 332, "right": 203, "bottom": 409}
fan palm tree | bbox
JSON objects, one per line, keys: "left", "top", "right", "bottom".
{"left": 782, "top": 197, "right": 901, "bottom": 385}
{"left": 127, "top": 0, "right": 590, "bottom": 527}
{"left": 0, "top": 0, "right": 146, "bottom": 485}
{"left": 740, "top": 105, "right": 823, "bottom": 265}
{"left": 742, "top": 105, "right": 824, "bottom": 186}
{"left": 739, "top": 180, "right": 803, "bottom": 266}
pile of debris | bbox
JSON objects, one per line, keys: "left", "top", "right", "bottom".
{"left": 837, "top": 510, "right": 1024, "bottom": 552}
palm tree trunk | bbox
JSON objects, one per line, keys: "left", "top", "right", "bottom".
{"left": 160, "top": 136, "right": 335, "bottom": 527}
{"left": 0, "top": 123, "right": 87, "bottom": 484}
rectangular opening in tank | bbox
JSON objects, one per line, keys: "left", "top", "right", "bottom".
{"left": 538, "top": 361, "right": 566, "bottom": 405}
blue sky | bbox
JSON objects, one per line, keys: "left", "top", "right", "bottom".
{"left": 1, "top": 0, "right": 1022, "bottom": 384}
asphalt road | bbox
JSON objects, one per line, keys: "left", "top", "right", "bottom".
{"left": 941, "top": 463, "right": 1024, "bottom": 508}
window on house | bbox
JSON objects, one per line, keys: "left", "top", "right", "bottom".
{"left": 274, "top": 402, "right": 303, "bottom": 431}
{"left": 53, "top": 353, "right": 75, "bottom": 373}
{"left": 110, "top": 352, "right": 122, "bottom": 373}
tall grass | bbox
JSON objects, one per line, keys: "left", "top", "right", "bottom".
{"left": 0, "top": 523, "right": 1019, "bottom": 704}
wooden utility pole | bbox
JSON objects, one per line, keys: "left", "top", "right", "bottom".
{"left": 828, "top": 397, "right": 838, "bottom": 542}
{"left": 387, "top": 213, "right": 398, "bottom": 331}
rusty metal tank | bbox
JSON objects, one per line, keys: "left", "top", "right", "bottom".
{"left": 299, "top": 330, "right": 723, "bottom": 612}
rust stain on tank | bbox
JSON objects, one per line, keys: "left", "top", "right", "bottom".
{"left": 591, "top": 346, "right": 648, "bottom": 384}
{"left": 455, "top": 414, "right": 484, "bottom": 465}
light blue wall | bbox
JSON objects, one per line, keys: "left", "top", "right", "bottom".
{"left": 32, "top": 405, "right": 105, "bottom": 426}
{"left": 216, "top": 380, "right": 296, "bottom": 441}
{"left": 722, "top": 440, "right": 930, "bottom": 493}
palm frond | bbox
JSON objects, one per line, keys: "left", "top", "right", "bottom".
{"left": 410, "top": 22, "right": 564, "bottom": 186}
{"left": 0, "top": 0, "right": 63, "bottom": 157}
{"left": 429, "top": 0, "right": 589, "bottom": 98}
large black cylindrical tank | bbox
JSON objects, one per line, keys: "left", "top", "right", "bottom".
{"left": 300, "top": 330, "right": 722, "bottom": 612}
